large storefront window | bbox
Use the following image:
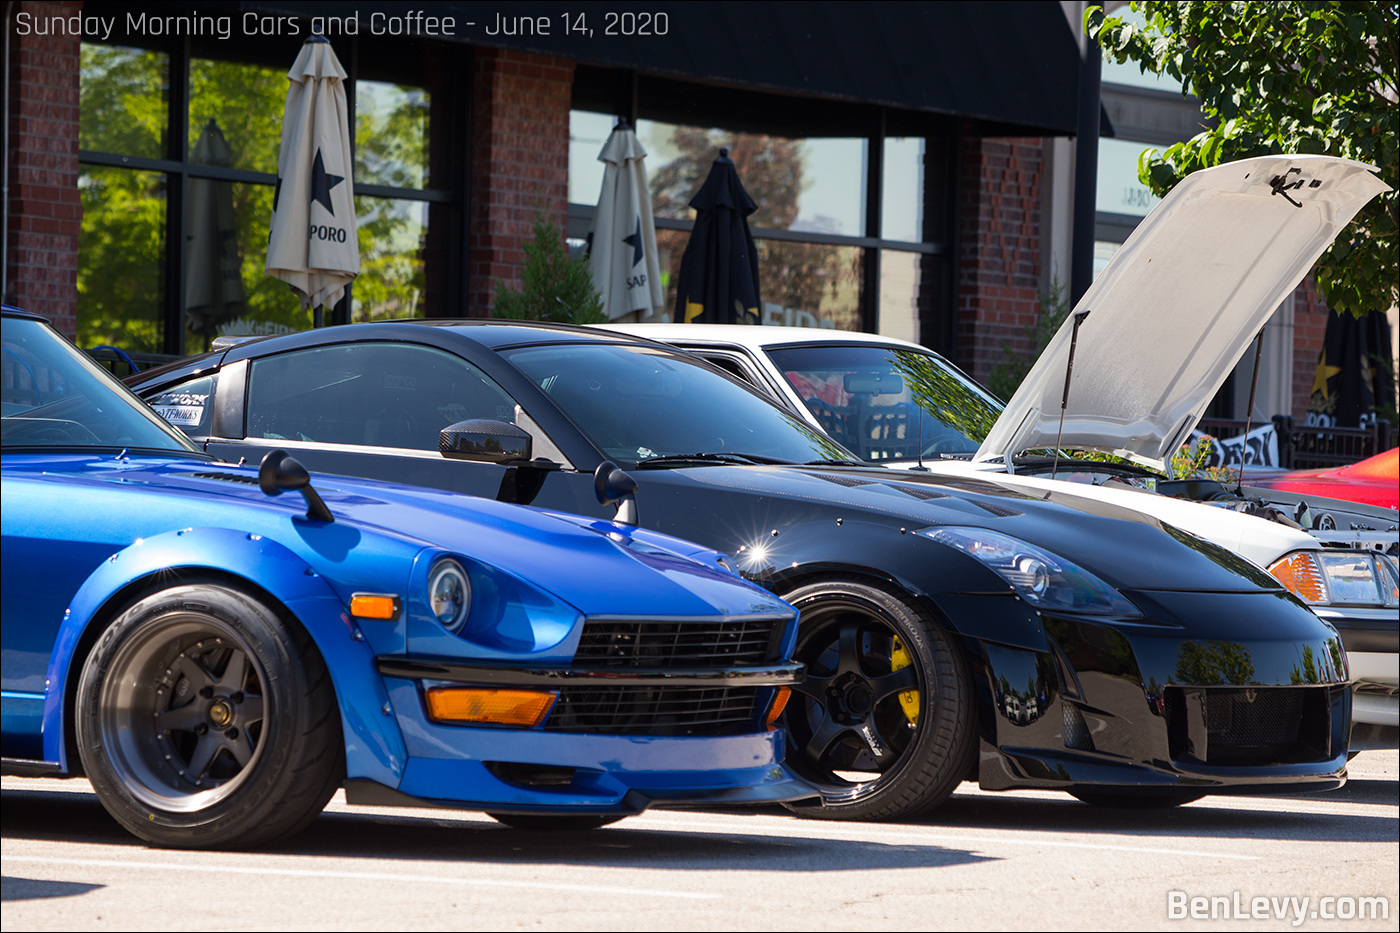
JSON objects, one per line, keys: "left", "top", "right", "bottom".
{"left": 77, "top": 166, "right": 165, "bottom": 353}
{"left": 569, "top": 109, "right": 943, "bottom": 338}
{"left": 78, "top": 37, "right": 458, "bottom": 359}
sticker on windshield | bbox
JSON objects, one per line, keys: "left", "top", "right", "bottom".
{"left": 150, "top": 391, "right": 207, "bottom": 427}
{"left": 154, "top": 404, "right": 204, "bottom": 426}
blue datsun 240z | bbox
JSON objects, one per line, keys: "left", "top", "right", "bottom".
{"left": 0, "top": 308, "right": 811, "bottom": 847}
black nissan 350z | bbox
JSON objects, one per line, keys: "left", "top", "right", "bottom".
{"left": 128, "top": 320, "right": 1351, "bottom": 820}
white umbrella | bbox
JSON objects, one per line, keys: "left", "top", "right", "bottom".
{"left": 586, "top": 121, "right": 663, "bottom": 321}
{"left": 185, "top": 119, "right": 245, "bottom": 345}
{"left": 266, "top": 36, "right": 358, "bottom": 316}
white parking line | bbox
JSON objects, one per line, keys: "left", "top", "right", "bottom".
{"left": 1, "top": 856, "right": 721, "bottom": 900}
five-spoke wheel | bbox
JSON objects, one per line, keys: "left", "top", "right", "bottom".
{"left": 779, "top": 577, "right": 975, "bottom": 821}
{"left": 76, "top": 582, "right": 343, "bottom": 848}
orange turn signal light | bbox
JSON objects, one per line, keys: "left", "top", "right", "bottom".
{"left": 1268, "top": 552, "right": 1327, "bottom": 603}
{"left": 765, "top": 686, "right": 792, "bottom": 729}
{"left": 425, "top": 688, "right": 557, "bottom": 727}
{"left": 350, "top": 593, "right": 401, "bottom": 621}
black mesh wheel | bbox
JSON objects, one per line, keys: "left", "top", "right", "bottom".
{"left": 778, "top": 577, "right": 975, "bottom": 821}
{"left": 75, "top": 582, "right": 343, "bottom": 849}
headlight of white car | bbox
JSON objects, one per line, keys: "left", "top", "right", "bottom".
{"left": 917, "top": 526, "right": 1140, "bottom": 616}
{"left": 1268, "top": 550, "right": 1400, "bottom": 608}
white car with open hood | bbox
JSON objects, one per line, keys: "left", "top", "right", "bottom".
{"left": 605, "top": 155, "right": 1399, "bottom": 746}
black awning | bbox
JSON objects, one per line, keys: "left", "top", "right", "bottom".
{"left": 233, "top": 0, "right": 1083, "bottom": 134}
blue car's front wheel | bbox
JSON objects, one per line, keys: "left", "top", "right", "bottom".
{"left": 74, "top": 582, "right": 343, "bottom": 849}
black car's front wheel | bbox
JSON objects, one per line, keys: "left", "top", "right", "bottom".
{"left": 75, "top": 582, "right": 344, "bottom": 849}
{"left": 779, "top": 577, "right": 975, "bottom": 821}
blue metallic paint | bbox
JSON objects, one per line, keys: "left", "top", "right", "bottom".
{"left": 4, "top": 449, "right": 808, "bottom": 810}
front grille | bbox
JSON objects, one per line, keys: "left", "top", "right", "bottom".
{"left": 1205, "top": 688, "right": 1304, "bottom": 748}
{"left": 544, "top": 685, "right": 760, "bottom": 736}
{"left": 576, "top": 617, "right": 783, "bottom": 668}
{"left": 1166, "top": 686, "right": 1332, "bottom": 765}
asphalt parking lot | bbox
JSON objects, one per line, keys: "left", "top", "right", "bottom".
{"left": 3, "top": 750, "right": 1395, "bottom": 931}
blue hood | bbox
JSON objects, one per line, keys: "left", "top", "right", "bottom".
{"left": 4, "top": 454, "right": 792, "bottom": 620}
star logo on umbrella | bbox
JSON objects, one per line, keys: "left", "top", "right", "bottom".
{"left": 1310, "top": 351, "right": 1342, "bottom": 399}
{"left": 622, "top": 218, "right": 645, "bottom": 268}
{"left": 309, "top": 148, "right": 344, "bottom": 216}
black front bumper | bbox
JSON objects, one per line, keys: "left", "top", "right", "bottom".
{"left": 967, "top": 590, "right": 1352, "bottom": 794}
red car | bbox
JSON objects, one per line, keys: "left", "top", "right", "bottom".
{"left": 1249, "top": 448, "right": 1399, "bottom": 511}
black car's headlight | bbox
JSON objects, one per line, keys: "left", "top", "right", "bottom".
{"left": 1268, "top": 550, "right": 1400, "bottom": 608}
{"left": 917, "top": 526, "right": 1140, "bottom": 616}
{"left": 428, "top": 558, "right": 472, "bottom": 632}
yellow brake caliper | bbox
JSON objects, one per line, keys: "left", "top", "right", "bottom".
{"left": 891, "top": 636, "right": 920, "bottom": 725}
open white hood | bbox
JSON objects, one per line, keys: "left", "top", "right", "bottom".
{"left": 975, "top": 155, "right": 1389, "bottom": 472}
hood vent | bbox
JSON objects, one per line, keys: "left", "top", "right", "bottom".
{"left": 815, "top": 474, "right": 879, "bottom": 488}
{"left": 895, "top": 485, "right": 949, "bottom": 501}
{"left": 972, "top": 500, "right": 1023, "bottom": 518}
{"left": 179, "top": 471, "right": 259, "bottom": 486}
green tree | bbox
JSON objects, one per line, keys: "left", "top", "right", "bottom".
{"left": 492, "top": 214, "right": 605, "bottom": 324}
{"left": 1088, "top": 1, "right": 1398, "bottom": 318}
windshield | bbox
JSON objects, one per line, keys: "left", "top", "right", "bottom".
{"left": 765, "top": 345, "right": 1005, "bottom": 462}
{"left": 502, "top": 344, "right": 852, "bottom": 469}
{"left": 1, "top": 316, "right": 200, "bottom": 453}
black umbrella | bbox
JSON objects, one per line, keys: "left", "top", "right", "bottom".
{"left": 1307, "top": 309, "right": 1394, "bottom": 428}
{"left": 673, "top": 148, "right": 761, "bottom": 325}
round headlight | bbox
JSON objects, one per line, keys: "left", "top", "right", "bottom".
{"left": 429, "top": 559, "right": 472, "bottom": 633}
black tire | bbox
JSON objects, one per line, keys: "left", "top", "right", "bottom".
{"left": 487, "top": 813, "right": 626, "bottom": 831}
{"left": 74, "top": 582, "right": 344, "bottom": 849}
{"left": 1069, "top": 790, "right": 1206, "bottom": 809}
{"left": 778, "top": 577, "right": 975, "bottom": 821}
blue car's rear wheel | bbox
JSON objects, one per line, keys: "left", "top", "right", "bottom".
{"left": 778, "top": 577, "right": 975, "bottom": 821}
{"left": 75, "top": 583, "right": 342, "bottom": 849}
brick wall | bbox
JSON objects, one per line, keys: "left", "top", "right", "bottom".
{"left": 468, "top": 47, "right": 574, "bottom": 315}
{"left": 957, "top": 136, "right": 1044, "bottom": 385}
{"left": 4, "top": 1, "right": 81, "bottom": 337}
{"left": 1291, "top": 275, "right": 1332, "bottom": 422}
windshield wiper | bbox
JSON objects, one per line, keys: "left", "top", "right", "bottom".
{"left": 636, "top": 452, "right": 795, "bottom": 468}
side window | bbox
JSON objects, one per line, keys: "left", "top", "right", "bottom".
{"left": 699, "top": 353, "right": 756, "bottom": 384}
{"left": 147, "top": 374, "right": 218, "bottom": 438}
{"left": 246, "top": 343, "right": 517, "bottom": 451}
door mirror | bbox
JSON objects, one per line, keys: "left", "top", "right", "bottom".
{"left": 439, "top": 419, "right": 532, "bottom": 463}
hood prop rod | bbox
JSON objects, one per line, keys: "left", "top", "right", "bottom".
{"left": 1235, "top": 325, "right": 1267, "bottom": 495}
{"left": 1051, "top": 309, "right": 1091, "bottom": 481}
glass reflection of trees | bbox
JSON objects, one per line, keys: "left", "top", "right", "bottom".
{"left": 78, "top": 44, "right": 431, "bottom": 354}
{"left": 889, "top": 350, "right": 1003, "bottom": 452}
{"left": 648, "top": 126, "right": 861, "bottom": 330}
{"left": 1173, "top": 641, "right": 1257, "bottom": 686}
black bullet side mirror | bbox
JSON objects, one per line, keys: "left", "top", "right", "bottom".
{"left": 259, "top": 449, "right": 334, "bottom": 522}
{"left": 440, "top": 419, "right": 532, "bottom": 463}
{"left": 594, "top": 460, "right": 639, "bottom": 526}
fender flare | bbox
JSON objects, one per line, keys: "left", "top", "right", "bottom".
{"left": 43, "top": 527, "right": 407, "bottom": 787}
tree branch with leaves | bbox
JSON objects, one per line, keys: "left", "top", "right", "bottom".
{"left": 1089, "top": 1, "right": 1398, "bottom": 318}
